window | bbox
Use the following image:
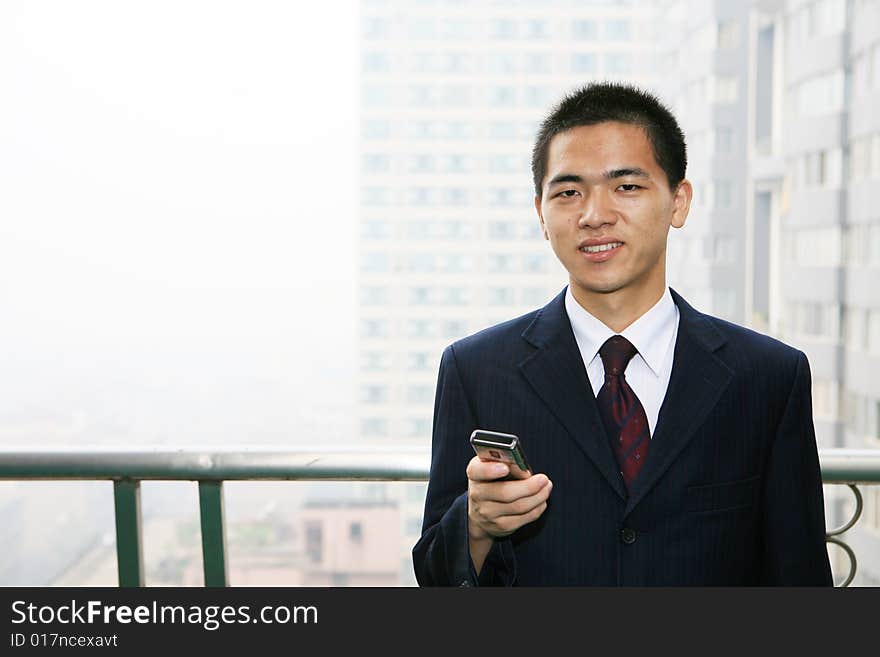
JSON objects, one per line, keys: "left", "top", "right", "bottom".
{"left": 407, "top": 352, "right": 432, "bottom": 372}
{"left": 522, "top": 254, "right": 548, "bottom": 272}
{"left": 362, "top": 51, "right": 391, "bottom": 73}
{"left": 407, "top": 385, "right": 434, "bottom": 404}
{"left": 361, "top": 286, "right": 389, "bottom": 306}
{"left": 573, "top": 20, "right": 597, "bottom": 40}
{"left": 362, "top": 120, "right": 391, "bottom": 140}
{"left": 488, "top": 287, "right": 515, "bottom": 306}
{"left": 572, "top": 53, "right": 597, "bottom": 74}
{"left": 717, "top": 20, "right": 737, "bottom": 48}
{"left": 361, "top": 220, "right": 391, "bottom": 241}
{"left": 305, "top": 522, "right": 322, "bottom": 563}
{"left": 349, "top": 522, "right": 363, "bottom": 543}
{"left": 362, "top": 385, "right": 388, "bottom": 404}
{"left": 488, "top": 221, "right": 517, "bottom": 240}
{"left": 488, "top": 254, "right": 515, "bottom": 273}
{"left": 361, "top": 418, "right": 388, "bottom": 438}
{"left": 361, "top": 319, "right": 389, "bottom": 339}
{"left": 362, "top": 153, "right": 390, "bottom": 173}
{"left": 605, "top": 20, "right": 631, "bottom": 40}
{"left": 361, "top": 351, "right": 391, "bottom": 372}
{"left": 360, "top": 252, "right": 391, "bottom": 273}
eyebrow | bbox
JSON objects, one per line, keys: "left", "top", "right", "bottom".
{"left": 546, "top": 168, "right": 651, "bottom": 188}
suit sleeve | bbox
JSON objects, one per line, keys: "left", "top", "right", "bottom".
{"left": 412, "top": 344, "right": 517, "bottom": 586}
{"left": 760, "top": 350, "right": 833, "bottom": 585}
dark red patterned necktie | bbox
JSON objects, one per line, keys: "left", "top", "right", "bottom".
{"left": 596, "top": 335, "right": 650, "bottom": 492}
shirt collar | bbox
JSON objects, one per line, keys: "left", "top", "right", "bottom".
{"left": 564, "top": 285, "right": 677, "bottom": 377}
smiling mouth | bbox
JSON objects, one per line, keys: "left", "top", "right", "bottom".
{"left": 579, "top": 241, "right": 623, "bottom": 254}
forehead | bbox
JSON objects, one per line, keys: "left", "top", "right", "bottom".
{"left": 545, "top": 121, "right": 659, "bottom": 175}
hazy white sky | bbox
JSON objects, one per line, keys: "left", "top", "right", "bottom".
{"left": 0, "top": 1, "right": 359, "bottom": 443}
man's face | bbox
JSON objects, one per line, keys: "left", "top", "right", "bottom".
{"left": 535, "top": 121, "right": 691, "bottom": 305}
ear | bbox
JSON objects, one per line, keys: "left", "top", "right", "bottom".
{"left": 670, "top": 179, "right": 692, "bottom": 229}
{"left": 535, "top": 195, "right": 549, "bottom": 240}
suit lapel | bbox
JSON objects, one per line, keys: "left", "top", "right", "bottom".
{"left": 623, "top": 288, "right": 733, "bottom": 516}
{"left": 519, "top": 289, "right": 627, "bottom": 501}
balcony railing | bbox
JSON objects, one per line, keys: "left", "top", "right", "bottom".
{"left": 1, "top": 447, "right": 878, "bottom": 587}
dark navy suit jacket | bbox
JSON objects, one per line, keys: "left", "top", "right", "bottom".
{"left": 412, "top": 287, "right": 832, "bottom": 586}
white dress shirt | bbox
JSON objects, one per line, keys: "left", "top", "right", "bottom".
{"left": 564, "top": 285, "right": 679, "bottom": 437}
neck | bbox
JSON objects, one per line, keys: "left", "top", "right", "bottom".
{"left": 570, "top": 280, "right": 666, "bottom": 333}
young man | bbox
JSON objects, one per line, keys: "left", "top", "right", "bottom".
{"left": 412, "top": 82, "right": 832, "bottom": 586}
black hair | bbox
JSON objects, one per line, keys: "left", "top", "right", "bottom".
{"left": 531, "top": 82, "right": 687, "bottom": 197}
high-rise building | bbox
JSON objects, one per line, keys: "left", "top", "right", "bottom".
{"left": 357, "top": 0, "right": 880, "bottom": 585}
{"left": 357, "top": 0, "right": 662, "bottom": 581}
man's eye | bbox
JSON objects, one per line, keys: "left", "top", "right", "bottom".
{"left": 557, "top": 190, "right": 579, "bottom": 198}
{"left": 618, "top": 184, "right": 641, "bottom": 192}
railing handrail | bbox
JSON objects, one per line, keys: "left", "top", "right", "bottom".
{"left": 0, "top": 445, "right": 431, "bottom": 481}
{"left": 0, "top": 446, "right": 878, "bottom": 483}
{"left": 1, "top": 446, "right": 877, "bottom": 587}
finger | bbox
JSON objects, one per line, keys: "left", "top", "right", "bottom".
{"left": 480, "top": 482, "right": 552, "bottom": 518}
{"left": 481, "top": 473, "right": 551, "bottom": 504}
{"left": 466, "top": 455, "right": 510, "bottom": 482}
{"left": 494, "top": 502, "right": 548, "bottom": 535}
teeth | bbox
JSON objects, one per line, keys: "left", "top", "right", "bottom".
{"left": 581, "top": 242, "right": 622, "bottom": 253}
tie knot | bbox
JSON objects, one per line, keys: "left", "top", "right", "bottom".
{"left": 599, "top": 335, "right": 637, "bottom": 376}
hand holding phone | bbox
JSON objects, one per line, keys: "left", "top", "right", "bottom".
{"left": 469, "top": 429, "right": 532, "bottom": 480}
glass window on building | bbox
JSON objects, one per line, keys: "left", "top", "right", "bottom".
{"left": 407, "top": 352, "right": 432, "bottom": 372}
{"left": 362, "top": 51, "right": 392, "bottom": 73}
{"left": 603, "top": 52, "right": 632, "bottom": 75}
{"left": 362, "top": 153, "right": 391, "bottom": 173}
{"left": 717, "top": 20, "right": 738, "bottom": 48}
{"left": 522, "top": 253, "right": 549, "bottom": 272}
{"left": 489, "top": 86, "right": 517, "bottom": 107}
{"left": 443, "top": 254, "right": 473, "bottom": 273}
{"left": 361, "top": 418, "right": 388, "bottom": 438}
{"left": 715, "top": 127, "right": 734, "bottom": 153}
{"left": 361, "top": 351, "right": 391, "bottom": 372}
{"left": 361, "top": 286, "right": 389, "bottom": 306}
{"left": 408, "top": 154, "right": 435, "bottom": 173}
{"left": 488, "top": 53, "right": 517, "bottom": 74}
{"left": 489, "top": 122, "right": 517, "bottom": 140}
{"left": 407, "top": 385, "right": 434, "bottom": 404}
{"left": 405, "top": 418, "right": 431, "bottom": 439}
{"left": 572, "top": 19, "right": 598, "bottom": 40}
{"left": 363, "top": 120, "right": 391, "bottom": 140}
{"left": 408, "top": 287, "right": 432, "bottom": 305}
{"left": 407, "top": 319, "right": 436, "bottom": 339}
{"left": 522, "top": 287, "right": 548, "bottom": 306}
{"left": 488, "top": 254, "right": 516, "bottom": 273}
{"left": 361, "top": 319, "right": 390, "bottom": 339}
{"left": 572, "top": 53, "right": 598, "bottom": 74}
{"left": 361, "top": 252, "right": 392, "bottom": 272}
{"left": 712, "top": 76, "right": 739, "bottom": 104}
{"left": 362, "top": 385, "right": 389, "bottom": 404}
{"left": 305, "top": 521, "right": 322, "bottom": 563}
{"left": 524, "top": 19, "right": 549, "bottom": 39}
{"left": 408, "top": 253, "right": 437, "bottom": 273}
{"left": 443, "top": 320, "right": 468, "bottom": 339}
{"left": 444, "top": 287, "right": 470, "bottom": 305}
{"left": 362, "top": 187, "right": 391, "bottom": 206}
{"left": 491, "top": 19, "right": 517, "bottom": 40}
{"left": 604, "top": 19, "right": 631, "bottom": 40}
{"left": 362, "top": 16, "right": 390, "bottom": 40}
{"left": 713, "top": 180, "right": 733, "bottom": 210}
{"left": 362, "top": 84, "right": 392, "bottom": 107}
{"left": 361, "top": 220, "right": 391, "bottom": 241}
{"left": 488, "top": 287, "right": 515, "bottom": 306}
{"left": 524, "top": 52, "right": 551, "bottom": 74}
{"left": 488, "top": 221, "right": 517, "bottom": 240}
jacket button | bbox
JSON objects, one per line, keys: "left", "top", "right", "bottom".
{"left": 620, "top": 527, "right": 636, "bottom": 545}
{"left": 459, "top": 580, "right": 472, "bottom": 587}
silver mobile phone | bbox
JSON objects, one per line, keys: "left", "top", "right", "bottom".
{"left": 469, "top": 429, "right": 532, "bottom": 480}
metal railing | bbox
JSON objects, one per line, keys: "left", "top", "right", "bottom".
{"left": 1, "top": 447, "right": 878, "bottom": 587}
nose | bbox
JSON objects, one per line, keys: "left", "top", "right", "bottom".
{"left": 577, "top": 187, "right": 617, "bottom": 229}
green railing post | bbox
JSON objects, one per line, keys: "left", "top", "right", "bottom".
{"left": 113, "top": 479, "right": 144, "bottom": 587}
{"left": 199, "top": 480, "right": 229, "bottom": 587}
